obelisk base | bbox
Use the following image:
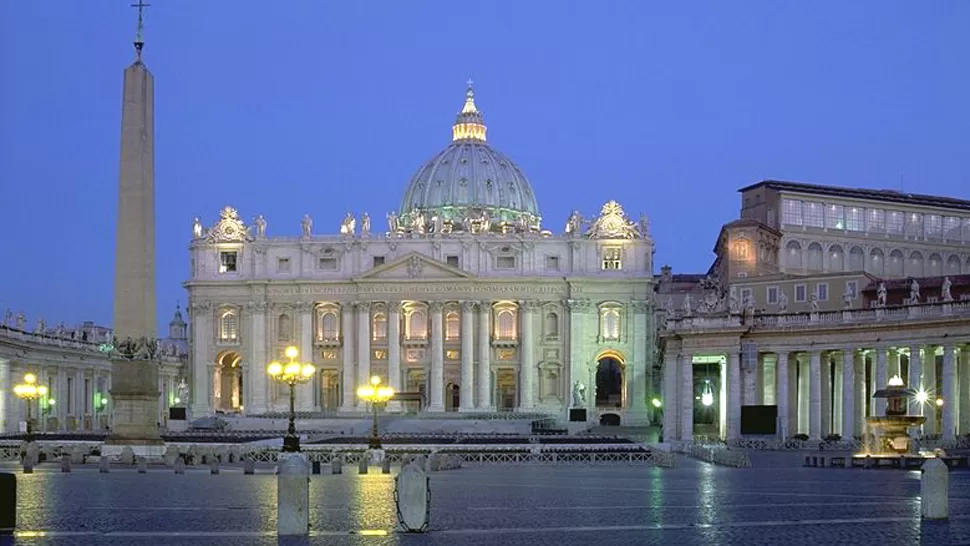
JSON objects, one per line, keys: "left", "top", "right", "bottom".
{"left": 105, "top": 359, "right": 163, "bottom": 448}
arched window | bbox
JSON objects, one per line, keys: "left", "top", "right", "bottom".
{"left": 277, "top": 314, "right": 292, "bottom": 342}
{"left": 406, "top": 309, "right": 427, "bottom": 340}
{"left": 869, "top": 248, "right": 885, "bottom": 276}
{"left": 495, "top": 309, "right": 516, "bottom": 340}
{"left": 785, "top": 241, "right": 802, "bottom": 270}
{"left": 908, "top": 251, "right": 924, "bottom": 277}
{"left": 372, "top": 312, "right": 387, "bottom": 341}
{"left": 807, "top": 242, "right": 823, "bottom": 271}
{"left": 927, "top": 253, "right": 942, "bottom": 277}
{"left": 445, "top": 312, "right": 460, "bottom": 341}
{"left": 888, "top": 249, "right": 904, "bottom": 277}
{"left": 849, "top": 246, "right": 864, "bottom": 271}
{"left": 947, "top": 254, "right": 961, "bottom": 276}
{"left": 219, "top": 311, "right": 238, "bottom": 342}
{"left": 599, "top": 304, "right": 622, "bottom": 341}
{"left": 544, "top": 312, "right": 559, "bottom": 339}
{"left": 317, "top": 311, "right": 338, "bottom": 341}
{"left": 828, "top": 245, "right": 844, "bottom": 272}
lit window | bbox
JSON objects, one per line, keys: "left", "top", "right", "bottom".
{"left": 495, "top": 309, "right": 517, "bottom": 340}
{"left": 803, "top": 202, "right": 824, "bottom": 228}
{"left": 445, "top": 312, "right": 460, "bottom": 341}
{"left": 317, "top": 311, "right": 338, "bottom": 341}
{"left": 782, "top": 199, "right": 803, "bottom": 225}
{"left": 925, "top": 215, "right": 942, "bottom": 239}
{"left": 219, "top": 251, "right": 238, "bottom": 273}
{"left": 732, "top": 241, "right": 748, "bottom": 260}
{"left": 602, "top": 247, "right": 622, "bottom": 270}
{"left": 826, "top": 204, "right": 844, "bottom": 230}
{"left": 600, "top": 307, "right": 620, "bottom": 340}
{"left": 406, "top": 309, "right": 427, "bottom": 340}
{"left": 845, "top": 207, "right": 864, "bottom": 231}
{"left": 887, "top": 211, "right": 904, "bottom": 235}
{"left": 867, "top": 209, "right": 885, "bottom": 232}
{"left": 905, "top": 213, "right": 923, "bottom": 237}
{"left": 219, "top": 311, "right": 238, "bottom": 341}
{"left": 372, "top": 312, "right": 387, "bottom": 341}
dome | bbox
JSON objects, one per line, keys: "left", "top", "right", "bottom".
{"left": 395, "top": 83, "right": 541, "bottom": 235}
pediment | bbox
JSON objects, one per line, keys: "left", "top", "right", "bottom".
{"left": 357, "top": 252, "right": 475, "bottom": 280}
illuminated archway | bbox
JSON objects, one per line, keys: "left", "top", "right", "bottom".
{"left": 594, "top": 349, "right": 626, "bottom": 409}
{"left": 214, "top": 351, "right": 243, "bottom": 412}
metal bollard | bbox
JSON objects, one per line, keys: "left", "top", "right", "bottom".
{"left": 243, "top": 459, "right": 255, "bottom": 475}
{"left": 137, "top": 457, "right": 148, "bottom": 474}
{"left": 311, "top": 460, "right": 321, "bottom": 475}
{"left": 210, "top": 460, "right": 220, "bottom": 475}
{"left": 922, "top": 458, "right": 949, "bottom": 519}
{"left": 358, "top": 456, "right": 368, "bottom": 475}
{"left": 99, "top": 457, "right": 110, "bottom": 473}
{"left": 174, "top": 458, "right": 186, "bottom": 475}
{"left": 382, "top": 457, "right": 391, "bottom": 474}
{"left": 60, "top": 454, "right": 72, "bottom": 473}
{"left": 0, "top": 473, "right": 15, "bottom": 535}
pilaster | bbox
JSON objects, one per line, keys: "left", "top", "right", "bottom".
{"left": 680, "top": 353, "right": 693, "bottom": 442}
{"left": 875, "top": 348, "right": 888, "bottom": 416}
{"left": 662, "top": 350, "right": 679, "bottom": 441}
{"left": 841, "top": 350, "right": 855, "bottom": 440}
{"left": 298, "top": 302, "right": 314, "bottom": 411}
{"left": 340, "top": 303, "right": 356, "bottom": 411}
{"left": 459, "top": 301, "right": 475, "bottom": 411}
{"left": 908, "top": 345, "right": 922, "bottom": 417}
{"left": 428, "top": 301, "right": 444, "bottom": 411}
{"left": 627, "top": 300, "right": 649, "bottom": 425}
{"left": 959, "top": 347, "right": 970, "bottom": 435}
{"left": 476, "top": 301, "right": 492, "bottom": 409}
{"left": 809, "top": 350, "right": 822, "bottom": 441}
{"left": 0, "top": 359, "right": 9, "bottom": 433}
{"left": 249, "top": 301, "right": 268, "bottom": 414}
{"left": 387, "top": 302, "right": 402, "bottom": 412}
{"left": 727, "top": 351, "right": 741, "bottom": 441}
{"left": 190, "top": 301, "right": 212, "bottom": 417}
{"left": 775, "top": 351, "right": 789, "bottom": 440}
{"left": 518, "top": 300, "right": 537, "bottom": 411}
{"left": 356, "top": 300, "right": 371, "bottom": 390}
{"left": 942, "top": 344, "right": 957, "bottom": 441}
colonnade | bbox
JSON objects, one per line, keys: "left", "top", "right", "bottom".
{"left": 664, "top": 342, "right": 970, "bottom": 443}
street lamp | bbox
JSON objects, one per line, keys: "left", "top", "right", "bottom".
{"left": 267, "top": 346, "right": 316, "bottom": 453}
{"left": 357, "top": 375, "right": 395, "bottom": 450}
{"left": 13, "top": 373, "right": 48, "bottom": 443}
{"left": 936, "top": 397, "right": 944, "bottom": 433}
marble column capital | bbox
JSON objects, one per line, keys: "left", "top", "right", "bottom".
{"left": 461, "top": 300, "right": 478, "bottom": 313}
{"left": 428, "top": 301, "right": 444, "bottom": 313}
{"left": 519, "top": 300, "right": 541, "bottom": 312}
{"left": 355, "top": 301, "right": 372, "bottom": 312}
{"left": 246, "top": 301, "right": 269, "bottom": 313}
{"left": 295, "top": 301, "right": 314, "bottom": 313}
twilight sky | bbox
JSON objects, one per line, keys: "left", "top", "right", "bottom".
{"left": 1, "top": 1, "right": 968, "bottom": 335}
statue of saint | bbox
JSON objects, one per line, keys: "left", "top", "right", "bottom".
{"left": 942, "top": 276, "right": 953, "bottom": 302}
{"left": 2, "top": 309, "right": 11, "bottom": 327}
{"left": 565, "top": 210, "right": 583, "bottom": 235}
{"left": 877, "top": 282, "right": 888, "bottom": 307}
{"left": 842, "top": 292, "right": 852, "bottom": 309}
{"left": 192, "top": 217, "right": 203, "bottom": 239}
{"left": 682, "top": 294, "right": 693, "bottom": 316}
{"left": 639, "top": 213, "right": 650, "bottom": 237}
{"left": 360, "top": 213, "right": 371, "bottom": 236}
{"left": 340, "top": 212, "right": 356, "bottom": 236}
{"left": 386, "top": 211, "right": 399, "bottom": 234}
{"left": 412, "top": 212, "right": 426, "bottom": 235}
{"left": 777, "top": 289, "right": 788, "bottom": 312}
{"left": 572, "top": 381, "right": 587, "bottom": 407}
{"left": 909, "top": 278, "right": 921, "bottom": 303}
{"left": 254, "top": 214, "right": 267, "bottom": 238}
{"left": 36, "top": 318, "right": 46, "bottom": 334}
{"left": 809, "top": 293, "right": 819, "bottom": 311}
{"left": 301, "top": 214, "right": 313, "bottom": 237}
{"left": 15, "top": 312, "right": 26, "bottom": 331}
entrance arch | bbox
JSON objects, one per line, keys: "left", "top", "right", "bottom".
{"left": 594, "top": 350, "right": 625, "bottom": 409}
{"left": 214, "top": 351, "right": 243, "bottom": 413}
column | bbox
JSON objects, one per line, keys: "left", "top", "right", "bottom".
{"left": 518, "top": 300, "right": 536, "bottom": 411}
{"left": 428, "top": 301, "right": 444, "bottom": 411}
{"left": 833, "top": 355, "right": 843, "bottom": 436}
{"left": 854, "top": 351, "right": 866, "bottom": 437}
{"left": 875, "top": 348, "right": 888, "bottom": 415}
{"left": 357, "top": 301, "right": 371, "bottom": 388}
{"left": 727, "top": 351, "right": 741, "bottom": 441}
{"left": 942, "top": 344, "right": 957, "bottom": 441}
{"left": 459, "top": 301, "right": 475, "bottom": 411}
{"left": 249, "top": 302, "right": 267, "bottom": 414}
{"left": 775, "top": 352, "right": 789, "bottom": 439}
{"left": 959, "top": 347, "right": 970, "bottom": 435}
{"left": 662, "top": 351, "right": 679, "bottom": 441}
{"left": 190, "top": 302, "right": 212, "bottom": 416}
{"left": 741, "top": 352, "right": 757, "bottom": 406}
{"left": 924, "top": 348, "right": 938, "bottom": 435}
{"left": 629, "top": 300, "right": 649, "bottom": 424}
{"left": 821, "top": 354, "right": 832, "bottom": 436}
{"left": 680, "top": 353, "right": 693, "bottom": 442}
{"left": 566, "top": 299, "right": 590, "bottom": 412}
{"left": 797, "top": 355, "right": 809, "bottom": 434}
{"left": 841, "top": 350, "right": 855, "bottom": 440}
{"left": 754, "top": 355, "right": 765, "bottom": 405}
{"left": 0, "top": 359, "right": 9, "bottom": 433}
{"left": 298, "top": 303, "right": 314, "bottom": 411}
{"left": 477, "top": 302, "right": 492, "bottom": 410}
{"left": 908, "top": 345, "right": 922, "bottom": 416}
{"left": 762, "top": 355, "right": 775, "bottom": 405}
{"left": 387, "top": 301, "right": 402, "bottom": 412}
{"left": 340, "top": 303, "right": 356, "bottom": 411}
{"left": 809, "top": 350, "right": 822, "bottom": 441}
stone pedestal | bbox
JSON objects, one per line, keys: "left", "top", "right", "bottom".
{"left": 105, "top": 359, "right": 162, "bottom": 447}
{"left": 921, "top": 458, "right": 949, "bottom": 520}
{"left": 277, "top": 452, "right": 310, "bottom": 536}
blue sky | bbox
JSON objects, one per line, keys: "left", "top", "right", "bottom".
{"left": 1, "top": 1, "right": 968, "bottom": 335}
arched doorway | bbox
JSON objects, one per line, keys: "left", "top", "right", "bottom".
{"left": 214, "top": 351, "right": 243, "bottom": 412}
{"left": 595, "top": 350, "right": 625, "bottom": 409}
{"left": 445, "top": 383, "right": 460, "bottom": 412}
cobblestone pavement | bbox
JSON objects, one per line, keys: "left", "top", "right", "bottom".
{"left": 2, "top": 458, "right": 970, "bottom": 545}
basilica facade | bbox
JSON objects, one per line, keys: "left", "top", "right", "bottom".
{"left": 185, "top": 86, "right": 656, "bottom": 425}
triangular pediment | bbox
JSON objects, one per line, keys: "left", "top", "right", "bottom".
{"left": 357, "top": 252, "right": 475, "bottom": 280}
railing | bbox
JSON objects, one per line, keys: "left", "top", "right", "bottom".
{"left": 679, "top": 442, "right": 752, "bottom": 467}
{"left": 0, "top": 324, "right": 183, "bottom": 363}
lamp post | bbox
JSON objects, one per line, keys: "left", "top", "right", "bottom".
{"left": 13, "top": 373, "right": 48, "bottom": 443}
{"left": 936, "top": 397, "right": 944, "bottom": 435}
{"left": 267, "top": 346, "right": 316, "bottom": 453}
{"left": 357, "top": 375, "right": 395, "bottom": 450}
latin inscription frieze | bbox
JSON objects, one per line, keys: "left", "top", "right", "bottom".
{"left": 266, "top": 283, "right": 568, "bottom": 297}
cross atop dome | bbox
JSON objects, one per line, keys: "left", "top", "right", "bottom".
{"left": 453, "top": 80, "right": 487, "bottom": 141}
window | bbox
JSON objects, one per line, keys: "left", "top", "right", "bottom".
{"left": 803, "top": 202, "right": 824, "bottom": 228}
{"left": 782, "top": 199, "right": 803, "bottom": 225}
{"left": 816, "top": 282, "right": 828, "bottom": 301}
{"left": 767, "top": 286, "right": 779, "bottom": 304}
{"left": 740, "top": 288, "right": 753, "bottom": 304}
{"left": 84, "top": 379, "right": 91, "bottom": 413}
{"left": 736, "top": 272, "right": 748, "bottom": 278}
{"left": 219, "top": 251, "right": 238, "bottom": 273}
{"left": 887, "top": 211, "right": 904, "bottom": 235}
{"left": 219, "top": 311, "right": 238, "bottom": 341}
{"left": 373, "top": 256, "right": 385, "bottom": 267}
{"left": 406, "top": 309, "right": 427, "bottom": 340}
{"left": 494, "top": 309, "right": 517, "bottom": 340}
{"left": 277, "top": 258, "right": 291, "bottom": 273}
{"left": 925, "top": 215, "right": 942, "bottom": 239}
{"left": 867, "top": 209, "right": 885, "bottom": 232}
{"left": 600, "top": 307, "right": 620, "bottom": 340}
{"left": 944, "top": 217, "right": 962, "bottom": 241}
{"left": 318, "top": 257, "right": 338, "bottom": 270}
{"left": 905, "top": 212, "right": 923, "bottom": 238}
{"left": 826, "top": 204, "right": 844, "bottom": 229}
{"left": 371, "top": 312, "right": 387, "bottom": 341}
{"left": 277, "top": 314, "right": 292, "bottom": 342}
{"left": 845, "top": 281, "right": 858, "bottom": 299}
{"left": 446, "top": 255, "right": 460, "bottom": 267}
{"left": 67, "top": 377, "right": 73, "bottom": 413}
{"left": 845, "top": 207, "right": 864, "bottom": 231}
{"left": 602, "top": 246, "right": 622, "bottom": 270}
{"left": 794, "top": 284, "right": 807, "bottom": 302}
{"left": 732, "top": 241, "right": 749, "bottom": 260}
{"left": 963, "top": 218, "right": 970, "bottom": 242}
{"left": 544, "top": 312, "right": 559, "bottom": 339}
{"left": 318, "top": 311, "right": 338, "bottom": 341}
{"left": 496, "top": 256, "right": 516, "bottom": 269}
{"left": 545, "top": 256, "right": 560, "bottom": 270}
{"left": 445, "top": 312, "right": 460, "bottom": 341}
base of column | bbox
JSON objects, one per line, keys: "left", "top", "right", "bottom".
{"left": 476, "top": 405, "right": 495, "bottom": 412}
{"left": 426, "top": 404, "right": 445, "bottom": 412}
{"left": 623, "top": 409, "right": 649, "bottom": 427}
{"left": 458, "top": 405, "right": 476, "bottom": 413}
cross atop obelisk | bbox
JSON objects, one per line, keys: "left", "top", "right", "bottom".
{"left": 131, "top": 0, "right": 151, "bottom": 58}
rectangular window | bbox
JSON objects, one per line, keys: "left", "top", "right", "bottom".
{"left": 446, "top": 255, "right": 459, "bottom": 267}
{"left": 867, "top": 208, "right": 885, "bottom": 233}
{"left": 767, "top": 286, "right": 779, "bottom": 304}
{"left": 803, "top": 202, "right": 824, "bottom": 228}
{"left": 84, "top": 379, "right": 91, "bottom": 414}
{"left": 963, "top": 218, "right": 970, "bottom": 243}
{"left": 816, "top": 282, "right": 829, "bottom": 301}
{"left": 782, "top": 199, "right": 803, "bottom": 225}
{"left": 944, "top": 216, "right": 962, "bottom": 240}
{"left": 845, "top": 207, "right": 864, "bottom": 231}
{"left": 545, "top": 256, "right": 560, "bottom": 270}
{"left": 825, "top": 204, "right": 844, "bottom": 229}
{"left": 219, "top": 251, "right": 238, "bottom": 273}
{"left": 318, "top": 257, "right": 338, "bottom": 271}
{"left": 373, "top": 256, "right": 385, "bottom": 267}
{"left": 905, "top": 212, "right": 922, "bottom": 238}
{"left": 740, "top": 288, "right": 753, "bottom": 304}
{"left": 887, "top": 210, "right": 904, "bottom": 235}
{"left": 67, "top": 377, "right": 73, "bottom": 414}
{"left": 277, "top": 257, "right": 291, "bottom": 273}
{"left": 496, "top": 256, "right": 516, "bottom": 269}
{"left": 845, "top": 280, "right": 858, "bottom": 299}
{"left": 794, "top": 284, "right": 807, "bottom": 302}
{"left": 601, "top": 247, "right": 622, "bottom": 270}
{"left": 925, "top": 214, "right": 942, "bottom": 240}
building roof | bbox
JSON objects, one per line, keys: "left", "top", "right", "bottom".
{"left": 738, "top": 180, "right": 970, "bottom": 212}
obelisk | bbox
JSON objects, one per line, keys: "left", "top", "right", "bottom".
{"left": 106, "top": 0, "right": 163, "bottom": 450}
